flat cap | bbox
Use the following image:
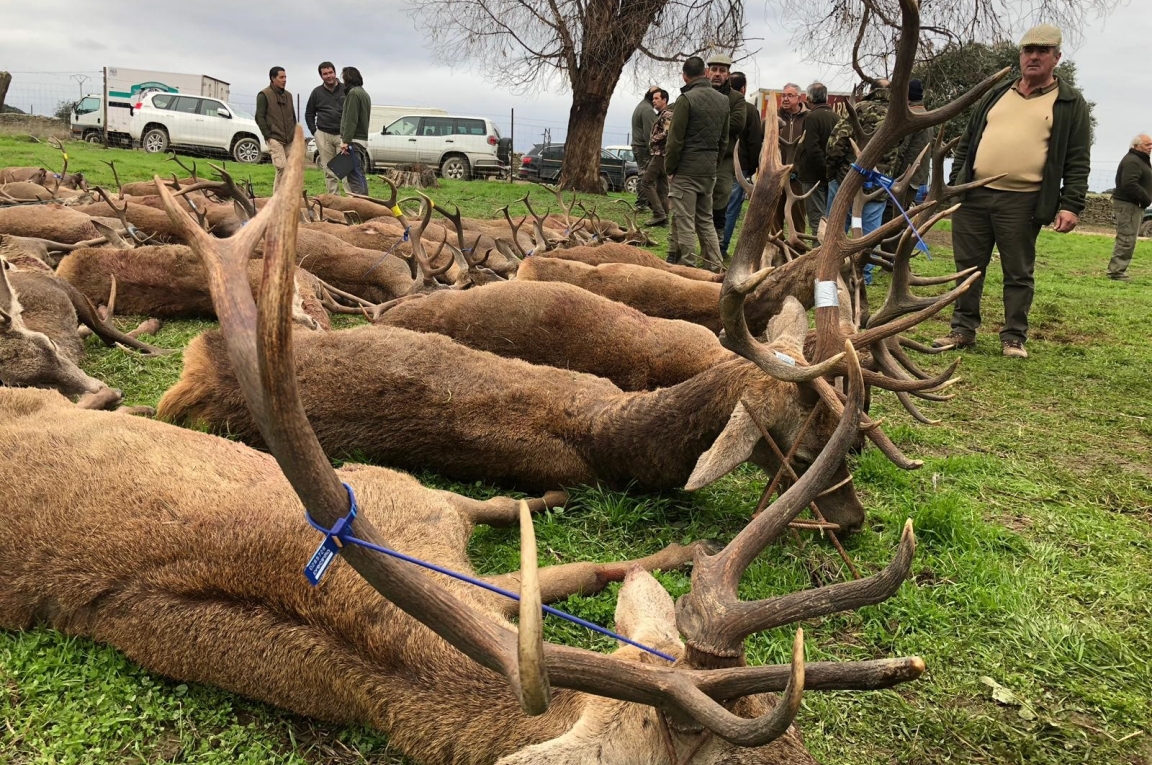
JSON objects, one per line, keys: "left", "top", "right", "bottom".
{"left": 706, "top": 53, "right": 733, "bottom": 68}
{"left": 1020, "top": 24, "right": 1062, "bottom": 48}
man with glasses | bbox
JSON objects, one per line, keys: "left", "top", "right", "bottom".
{"left": 935, "top": 24, "right": 1091, "bottom": 358}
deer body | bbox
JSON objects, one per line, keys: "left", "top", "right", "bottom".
{"left": 538, "top": 243, "right": 724, "bottom": 283}
{"left": 379, "top": 280, "right": 732, "bottom": 391}
{"left": 0, "top": 204, "right": 107, "bottom": 244}
{"left": 157, "top": 322, "right": 863, "bottom": 528}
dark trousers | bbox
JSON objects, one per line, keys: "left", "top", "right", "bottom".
{"left": 949, "top": 187, "right": 1041, "bottom": 344}
{"left": 633, "top": 147, "right": 651, "bottom": 208}
{"left": 347, "top": 143, "right": 368, "bottom": 196}
{"left": 802, "top": 181, "right": 826, "bottom": 236}
{"left": 642, "top": 154, "right": 669, "bottom": 220}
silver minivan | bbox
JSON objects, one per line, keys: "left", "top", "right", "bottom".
{"left": 366, "top": 115, "right": 511, "bottom": 180}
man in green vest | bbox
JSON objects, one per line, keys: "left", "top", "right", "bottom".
{"left": 255, "top": 66, "right": 297, "bottom": 194}
{"left": 935, "top": 24, "right": 1091, "bottom": 359}
{"left": 665, "top": 56, "right": 730, "bottom": 271}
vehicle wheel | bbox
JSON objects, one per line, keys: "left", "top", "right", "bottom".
{"left": 141, "top": 127, "right": 169, "bottom": 154}
{"left": 599, "top": 174, "right": 611, "bottom": 194}
{"left": 441, "top": 155, "right": 471, "bottom": 181}
{"left": 232, "top": 136, "right": 261, "bottom": 164}
{"left": 84, "top": 131, "right": 102, "bottom": 144}
{"left": 625, "top": 174, "right": 639, "bottom": 194}
{"left": 1140, "top": 219, "right": 1152, "bottom": 238}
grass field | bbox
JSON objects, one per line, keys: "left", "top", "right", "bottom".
{"left": 1, "top": 137, "right": 1150, "bottom": 765}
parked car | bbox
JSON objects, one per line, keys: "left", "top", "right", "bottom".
{"left": 129, "top": 91, "right": 267, "bottom": 164}
{"left": 518, "top": 144, "right": 638, "bottom": 193}
{"left": 365, "top": 115, "right": 511, "bottom": 180}
{"left": 70, "top": 93, "right": 137, "bottom": 147}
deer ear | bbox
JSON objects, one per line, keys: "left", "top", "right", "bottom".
{"left": 0, "top": 260, "right": 20, "bottom": 328}
{"left": 766, "top": 296, "right": 808, "bottom": 348}
{"left": 685, "top": 401, "right": 760, "bottom": 490}
{"left": 614, "top": 567, "right": 679, "bottom": 648}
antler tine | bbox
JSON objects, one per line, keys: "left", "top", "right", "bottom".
{"left": 676, "top": 341, "right": 866, "bottom": 658}
{"left": 886, "top": 336, "right": 939, "bottom": 377}
{"left": 517, "top": 501, "right": 550, "bottom": 714}
{"left": 463, "top": 233, "right": 490, "bottom": 267}
{"left": 101, "top": 160, "right": 124, "bottom": 198}
{"left": 352, "top": 176, "right": 400, "bottom": 211}
{"left": 204, "top": 162, "right": 257, "bottom": 219}
{"left": 166, "top": 151, "right": 200, "bottom": 183}
{"left": 862, "top": 356, "right": 961, "bottom": 393}
{"left": 404, "top": 193, "right": 442, "bottom": 288}
{"left": 433, "top": 200, "right": 468, "bottom": 250}
{"left": 852, "top": 270, "right": 979, "bottom": 350}
{"left": 156, "top": 126, "right": 556, "bottom": 715}
{"left": 498, "top": 205, "right": 530, "bottom": 259}
{"left": 866, "top": 203, "right": 960, "bottom": 327}
{"left": 721, "top": 115, "right": 845, "bottom": 383}
{"left": 520, "top": 193, "right": 552, "bottom": 251}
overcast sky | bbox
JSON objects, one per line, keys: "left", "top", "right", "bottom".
{"left": 2, "top": 0, "right": 1146, "bottom": 190}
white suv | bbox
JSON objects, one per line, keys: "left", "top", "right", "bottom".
{"left": 366, "top": 115, "right": 510, "bottom": 180}
{"left": 129, "top": 92, "right": 268, "bottom": 164}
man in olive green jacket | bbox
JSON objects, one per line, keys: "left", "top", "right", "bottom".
{"left": 338, "top": 66, "right": 371, "bottom": 196}
{"left": 665, "top": 56, "right": 730, "bottom": 271}
{"left": 255, "top": 66, "right": 297, "bottom": 193}
{"left": 705, "top": 53, "right": 747, "bottom": 235}
{"left": 937, "top": 24, "right": 1091, "bottom": 359}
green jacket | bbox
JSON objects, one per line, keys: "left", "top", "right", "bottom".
{"left": 796, "top": 102, "right": 837, "bottom": 183}
{"left": 1112, "top": 148, "right": 1152, "bottom": 208}
{"left": 255, "top": 86, "right": 296, "bottom": 144}
{"left": 826, "top": 88, "right": 900, "bottom": 183}
{"left": 631, "top": 99, "right": 657, "bottom": 154}
{"left": 719, "top": 84, "right": 747, "bottom": 161}
{"left": 949, "top": 78, "right": 1091, "bottom": 224}
{"left": 340, "top": 86, "right": 371, "bottom": 144}
{"left": 665, "top": 77, "right": 730, "bottom": 178}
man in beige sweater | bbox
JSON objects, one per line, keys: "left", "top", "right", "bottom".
{"left": 935, "top": 24, "right": 1091, "bottom": 359}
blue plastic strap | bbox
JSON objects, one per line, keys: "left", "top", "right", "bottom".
{"left": 363, "top": 226, "right": 411, "bottom": 277}
{"left": 302, "top": 485, "right": 676, "bottom": 662}
{"left": 850, "top": 163, "right": 930, "bottom": 257}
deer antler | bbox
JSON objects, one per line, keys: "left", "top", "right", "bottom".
{"left": 166, "top": 151, "right": 200, "bottom": 183}
{"left": 350, "top": 176, "right": 399, "bottom": 212}
{"left": 101, "top": 160, "right": 124, "bottom": 199}
{"left": 92, "top": 187, "right": 150, "bottom": 243}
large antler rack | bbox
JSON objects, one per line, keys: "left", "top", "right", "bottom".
{"left": 168, "top": 163, "right": 257, "bottom": 220}
{"left": 154, "top": 127, "right": 925, "bottom": 748}
{"left": 812, "top": 0, "right": 1012, "bottom": 362}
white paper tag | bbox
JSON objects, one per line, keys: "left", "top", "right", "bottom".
{"left": 773, "top": 350, "right": 797, "bottom": 366}
{"left": 814, "top": 280, "right": 839, "bottom": 307}
{"left": 851, "top": 216, "right": 864, "bottom": 230}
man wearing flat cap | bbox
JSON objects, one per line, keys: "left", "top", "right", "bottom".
{"left": 936, "top": 23, "right": 1091, "bottom": 359}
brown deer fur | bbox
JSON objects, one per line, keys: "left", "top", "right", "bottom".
{"left": 537, "top": 243, "right": 723, "bottom": 283}
{"left": 157, "top": 319, "right": 865, "bottom": 529}
{"left": 73, "top": 200, "right": 188, "bottom": 242}
{"left": 289, "top": 227, "right": 429, "bottom": 303}
{"left": 56, "top": 245, "right": 329, "bottom": 330}
{"left": 0, "top": 204, "right": 106, "bottom": 244}
{"left": 3, "top": 387, "right": 757, "bottom": 765}
{"left": 378, "top": 280, "right": 730, "bottom": 391}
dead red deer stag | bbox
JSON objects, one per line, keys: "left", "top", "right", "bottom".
{"left": 3, "top": 132, "right": 923, "bottom": 765}
{"left": 1, "top": 256, "right": 164, "bottom": 407}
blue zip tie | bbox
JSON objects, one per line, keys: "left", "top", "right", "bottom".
{"left": 850, "top": 163, "right": 930, "bottom": 258}
{"left": 304, "top": 483, "right": 677, "bottom": 663}
{"left": 363, "top": 226, "right": 410, "bottom": 277}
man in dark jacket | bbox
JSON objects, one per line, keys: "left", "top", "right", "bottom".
{"left": 631, "top": 87, "right": 659, "bottom": 211}
{"left": 1108, "top": 134, "right": 1152, "bottom": 280}
{"left": 255, "top": 66, "right": 297, "bottom": 193}
{"left": 772, "top": 82, "right": 809, "bottom": 237}
{"left": 936, "top": 24, "right": 1091, "bottom": 358}
{"left": 798, "top": 82, "right": 838, "bottom": 235}
{"left": 706, "top": 53, "right": 747, "bottom": 236}
{"left": 720, "top": 72, "right": 762, "bottom": 257}
{"left": 665, "top": 56, "right": 730, "bottom": 271}
{"left": 305, "top": 61, "right": 346, "bottom": 195}
{"left": 338, "top": 66, "right": 371, "bottom": 196}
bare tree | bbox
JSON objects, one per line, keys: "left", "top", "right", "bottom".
{"left": 774, "top": 0, "right": 1120, "bottom": 76}
{"left": 408, "top": 0, "right": 744, "bottom": 192}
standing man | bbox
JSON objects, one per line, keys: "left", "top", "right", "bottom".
{"left": 720, "top": 72, "right": 763, "bottom": 258}
{"left": 255, "top": 66, "right": 296, "bottom": 193}
{"left": 893, "top": 79, "right": 934, "bottom": 208}
{"left": 797, "top": 82, "right": 838, "bottom": 236}
{"left": 305, "top": 61, "right": 346, "bottom": 195}
{"left": 642, "top": 89, "right": 673, "bottom": 227}
{"left": 705, "top": 53, "right": 747, "bottom": 239}
{"left": 665, "top": 56, "right": 730, "bottom": 271}
{"left": 1107, "top": 134, "right": 1152, "bottom": 281}
{"left": 631, "top": 87, "right": 659, "bottom": 211}
{"left": 773, "top": 82, "right": 809, "bottom": 237}
{"left": 826, "top": 78, "right": 896, "bottom": 284}
{"left": 339, "top": 66, "right": 371, "bottom": 197}
{"left": 935, "top": 24, "right": 1091, "bottom": 358}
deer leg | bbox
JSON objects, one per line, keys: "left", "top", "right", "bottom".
{"left": 485, "top": 540, "right": 712, "bottom": 616}
{"left": 442, "top": 490, "right": 568, "bottom": 527}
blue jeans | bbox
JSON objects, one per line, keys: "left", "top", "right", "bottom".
{"left": 347, "top": 143, "right": 368, "bottom": 196}
{"left": 828, "top": 178, "right": 886, "bottom": 285}
{"left": 720, "top": 176, "right": 748, "bottom": 257}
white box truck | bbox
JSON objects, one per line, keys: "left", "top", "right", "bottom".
{"left": 70, "top": 67, "right": 231, "bottom": 146}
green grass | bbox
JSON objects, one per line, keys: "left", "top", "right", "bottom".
{"left": 2, "top": 137, "right": 1151, "bottom": 765}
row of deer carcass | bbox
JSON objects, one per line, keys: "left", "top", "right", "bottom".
{"left": 1, "top": 34, "right": 1002, "bottom": 760}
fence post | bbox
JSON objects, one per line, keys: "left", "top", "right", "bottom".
{"left": 102, "top": 67, "right": 109, "bottom": 148}
{"left": 509, "top": 107, "right": 514, "bottom": 183}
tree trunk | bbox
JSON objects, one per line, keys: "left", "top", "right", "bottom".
{"left": 0, "top": 72, "right": 11, "bottom": 113}
{"left": 560, "top": 66, "right": 622, "bottom": 194}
